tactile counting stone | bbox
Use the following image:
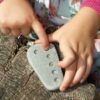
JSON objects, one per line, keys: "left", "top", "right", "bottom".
{"left": 27, "top": 43, "right": 63, "bottom": 91}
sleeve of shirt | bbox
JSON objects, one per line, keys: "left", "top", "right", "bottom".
{"left": 81, "top": 0, "right": 100, "bottom": 15}
{"left": 0, "top": 0, "right": 3, "bottom": 3}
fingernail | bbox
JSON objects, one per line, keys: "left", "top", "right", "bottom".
{"left": 80, "top": 79, "right": 84, "bottom": 83}
{"left": 43, "top": 44, "right": 50, "bottom": 51}
{"left": 60, "top": 87, "right": 65, "bottom": 92}
{"left": 70, "top": 84, "right": 74, "bottom": 87}
{"left": 44, "top": 46, "right": 49, "bottom": 51}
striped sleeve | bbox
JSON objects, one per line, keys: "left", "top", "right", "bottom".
{"left": 81, "top": 0, "right": 100, "bottom": 15}
{"left": 0, "top": 0, "right": 3, "bottom": 3}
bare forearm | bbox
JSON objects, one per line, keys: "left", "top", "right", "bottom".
{"left": 71, "top": 7, "right": 100, "bottom": 35}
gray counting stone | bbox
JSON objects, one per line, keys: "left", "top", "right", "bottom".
{"left": 27, "top": 43, "right": 63, "bottom": 91}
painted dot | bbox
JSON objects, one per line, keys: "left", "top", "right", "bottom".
{"left": 52, "top": 70, "right": 57, "bottom": 74}
{"left": 49, "top": 62, "right": 53, "bottom": 67}
{"left": 54, "top": 78, "right": 59, "bottom": 82}
{"left": 47, "top": 54, "right": 50, "bottom": 58}
{"left": 34, "top": 50, "right": 38, "bottom": 54}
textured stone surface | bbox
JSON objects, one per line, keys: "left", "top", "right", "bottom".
{"left": 0, "top": 32, "right": 99, "bottom": 100}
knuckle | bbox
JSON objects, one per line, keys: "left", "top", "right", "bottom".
{"left": 22, "top": 19, "right": 27, "bottom": 25}
{"left": 10, "top": 20, "right": 26, "bottom": 28}
{"left": 25, "top": 19, "right": 31, "bottom": 26}
{"left": 21, "top": 19, "right": 30, "bottom": 27}
{"left": 10, "top": 23, "right": 17, "bottom": 29}
{"left": 69, "top": 54, "right": 75, "bottom": 61}
{"left": 0, "top": 19, "right": 7, "bottom": 26}
{"left": 9, "top": 20, "right": 19, "bottom": 28}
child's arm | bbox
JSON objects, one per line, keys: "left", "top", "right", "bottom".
{"left": 0, "top": 0, "right": 49, "bottom": 48}
{"left": 48, "top": 7, "right": 100, "bottom": 91}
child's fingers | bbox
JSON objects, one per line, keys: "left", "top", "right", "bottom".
{"left": 11, "top": 29, "right": 21, "bottom": 37}
{"left": 21, "top": 26, "right": 31, "bottom": 36}
{"left": 32, "top": 19, "right": 49, "bottom": 49}
{"left": 0, "top": 23, "right": 10, "bottom": 34}
{"left": 0, "top": 27, "right": 10, "bottom": 34}
{"left": 81, "top": 55, "right": 93, "bottom": 83}
{"left": 70, "top": 55, "right": 86, "bottom": 86}
{"left": 20, "top": 19, "right": 31, "bottom": 36}
{"left": 58, "top": 45, "right": 76, "bottom": 68}
{"left": 60, "top": 62, "right": 77, "bottom": 91}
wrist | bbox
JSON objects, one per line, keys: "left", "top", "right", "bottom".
{"left": 72, "top": 7, "right": 100, "bottom": 35}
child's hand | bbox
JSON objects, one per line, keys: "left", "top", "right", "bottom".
{"left": 0, "top": 0, "right": 49, "bottom": 48}
{"left": 48, "top": 7, "right": 100, "bottom": 91}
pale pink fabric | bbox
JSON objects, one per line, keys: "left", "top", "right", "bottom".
{"left": 0, "top": 0, "right": 3, "bottom": 3}
{"left": 81, "top": 0, "right": 100, "bottom": 15}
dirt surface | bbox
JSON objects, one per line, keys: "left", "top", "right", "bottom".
{"left": 0, "top": 32, "right": 100, "bottom": 100}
